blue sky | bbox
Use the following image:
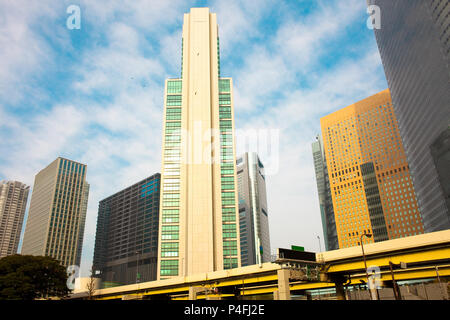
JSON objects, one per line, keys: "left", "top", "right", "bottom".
{"left": 0, "top": 0, "right": 387, "bottom": 276}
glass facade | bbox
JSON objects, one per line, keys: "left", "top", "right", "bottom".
{"left": 162, "top": 73, "right": 240, "bottom": 275}
{"left": 360, "top": 162, "right": 388, "bottom": 242}
{"left": 219, "top": 78, "right": 239, "bottom": 269}
{"left": 236, "top": 152, "right": 271, "bottom": 266}
{"left": 368, "top": 0, "right": 450, "bottom": 231}
{"left": 430, "top": 127, "right": 450, "bottom": 219}
{"left": 320, "top": 90, "right": 424, "bottom": 248}
{"left": 312, "top": 137, "right": 338, "bottom": 251}
{"left": 93, "top": 174, "right": 160, "bottom": 286}
{"left": 159, "top": 80, "right": 182, "bottom": 277}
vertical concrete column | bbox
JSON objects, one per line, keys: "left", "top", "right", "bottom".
{"left": 335, "top": 281, "right": 346, "bottom": 300}
{"left": 277, "top": 269, "right": 291, "bottom": 300}
{"left": 189, "top": 287, "right": 202, "bottom": 300}
{"left": 273, "top": 290, "right": 279, "bottom": 300}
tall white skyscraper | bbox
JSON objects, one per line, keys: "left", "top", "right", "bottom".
{"left": 157, "top": 8, "right": 241, "bottom": 279}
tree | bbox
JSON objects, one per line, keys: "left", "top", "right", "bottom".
{"left": 86, "top": 267, "right": 98, "bottom": 300}
{"left": 0, "top": 254, "right": 70, "bottom": 300}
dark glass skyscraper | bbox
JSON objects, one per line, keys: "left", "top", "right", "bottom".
{"left": 236, "top": 153, "right": 271, "bottom": 266}
{"left": 312, "top": 136, "right": 338, "bottom": 251}
{"left": 93, "top": 174, "right": 160, "bottom": 287}
{"left": 368, "top": 0, "right": 450, "bottom": 231}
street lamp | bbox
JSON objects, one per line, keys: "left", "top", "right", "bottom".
{"left": 389, "top": 261, "right": 405, "bottom": 300}
{"left": 360, "top": 232, "right": 373, "bottom": 298}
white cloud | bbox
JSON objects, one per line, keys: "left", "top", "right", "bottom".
{"left": 0, "top": 104, "right": 86, "bottom": 184}
{"left": 234, "top": 47, "right": 289, "bottom": 112}
{"left": 78, "top": 0, "right": 187, "bottom": 31}
{"left": 0, "top": 1, "right": 63, "bottom": 104}
{"left": 211, "top": 0, "right": 261, "bottom": 50}
{"left": 73, "top": 23, "right": 165, "bottom": 94}
{"left": 159, "top": 30, "right": 183, "bottom": 74}
{"left": 232, "top": 0, "right": 372, "bottom": 114}
{"left": 274, "top": 0, "right": 366, "bottom": 69}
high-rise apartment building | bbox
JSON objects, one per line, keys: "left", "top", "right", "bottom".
{"left": 368, "top": 0, "right": 450, "bottom": 232}
{"left": 93, "top": 174, "right": 160, "bottom": 287}
{"left": 0, "top": 181, "right": 30, "bottom": 258}
{"left": 157, "top": 8, "right": 240, "bottom": 279}
{"left": 319, "top": 89, "right": 424, "bottom": 248}
{"left": 311, "top": 137, "right": 338, "bottom": 251}
{"left": 236, "top": 153, "right": 271, "bottom": 266}
{"left": 21, "top": 157, "right": 89, "bottom": 267}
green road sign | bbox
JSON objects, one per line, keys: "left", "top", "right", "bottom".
{"left": 291, "top": 245, "right": 305, "bottom": 252}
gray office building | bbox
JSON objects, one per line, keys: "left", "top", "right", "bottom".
{"left": 0, "top": 181, "right": 30, "bottom": 258}
{"left": 236, "top": 153, "right": 271, "bottom": 266}
{"left": 312, "top": 136, "right": 338, "bottom": 251}
{"left": 21, "top": 158, "right": 89, "bottom": 267}
{"left": 93, "top": 174, "right": 160, "bottom": 287}
{"left": 368, "top": 0, "right": 450, "bottom": 231}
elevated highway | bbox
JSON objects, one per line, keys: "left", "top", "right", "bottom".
{"left": 73, "top": 230, "right": 450, "bottom": 300}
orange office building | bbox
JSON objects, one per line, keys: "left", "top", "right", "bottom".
{"left": 319, "top": 89, "right": 424, "bottom": 249}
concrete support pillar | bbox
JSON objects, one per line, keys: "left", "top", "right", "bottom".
{"left": 277, "top": 269, "right": 291, "bottom": 300}
{"left": 335, "top": 281, "right": 346, "bottom": 301}
{"left": 273, "top": 290, "right": 279, "bottom": 300}
{"left": 188, "top": 287, "right": 202, "bottom": 300}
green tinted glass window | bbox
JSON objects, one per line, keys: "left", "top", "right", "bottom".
{"left": 160, "top": 259, "right": 179, "bottom": 276}
{"left": 222, "top": 192, "right": 235, "bottom": 199}
{"left": 161, "top": 225, "right": 179, "bottom": 239}
{"left": 220, "top": 120, "right": 232, "bottom": 128}
{"left": 219, "top": 94, "right": 231, "bottom": 105}
{"left": 167, "top": 80, "right": 182, "bottom": 94}
{"left": 223, "top": 224, "right": 236, "bottom": 231}
{"left": 222, "top": 199, "right": 235, "bottom": 205}
{"left": 219, "top": 79, "right": 230, "bottom": 93}
{"left": 167, "top": 95, "right": 182, "bottom": 106}
{"left": 221, "top": 163, "right": 234, "bottom": 170}
{"left": 223, "top": 240, "right": 237, "bottom": 256}
{"left": 161, "top": 242, "right": 179, "bottom": 257}
{"left": 223, "top": 257, "right": 238, "bottom": 269}
{"left": 222, "top": 207, "right": 235, "bottom": 214}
